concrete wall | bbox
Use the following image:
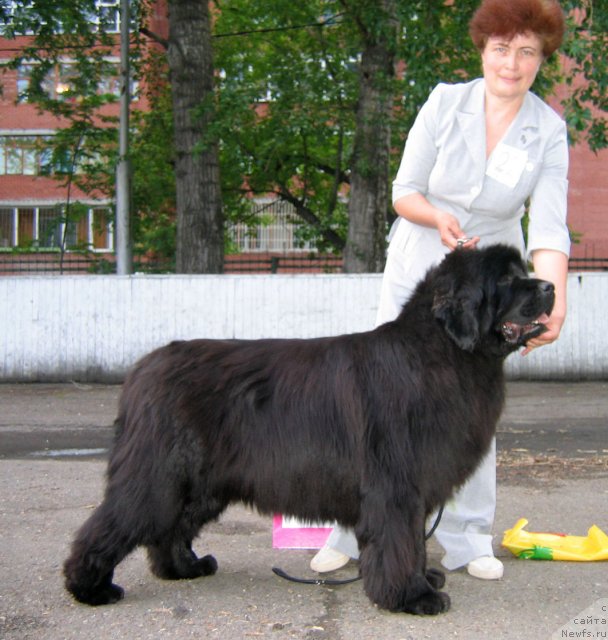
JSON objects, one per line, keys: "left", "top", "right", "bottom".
{"left": 1, "top": 272, "right": 606, "bottom": 382}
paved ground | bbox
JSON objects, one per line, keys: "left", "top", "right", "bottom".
{"left": 0, "top": 381, "right": 607, "bottom": 639}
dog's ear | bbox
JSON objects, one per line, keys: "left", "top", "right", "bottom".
{"left": 432, "top": 283, "right": 483, "bottom": 352}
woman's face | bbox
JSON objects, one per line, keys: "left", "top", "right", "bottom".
{"left": 481, "top": 32, "right": 544, "bottom": 101}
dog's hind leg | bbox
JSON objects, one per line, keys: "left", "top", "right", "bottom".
{"left": 64, "top": 499, "right": 136, "bottom": 606}
{"left": 147, "top": 498, "right": 224, "bottom": 581}
{"left": 357, "top": 499, "right": 450, "bottom": 616}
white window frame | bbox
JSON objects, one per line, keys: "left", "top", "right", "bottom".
{"left": 228, "top": 198, "right": 314, "bottom": 253}
{"left": 0, "top": 206, "right": 114, "bottom": 252}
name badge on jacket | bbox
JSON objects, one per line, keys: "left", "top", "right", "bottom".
{"left": 486, "top": 142, "right": 528, "bottom": 189}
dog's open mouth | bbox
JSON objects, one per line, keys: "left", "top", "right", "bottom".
{"left": 500, "top": 313, "right": 550, "bottom": 345}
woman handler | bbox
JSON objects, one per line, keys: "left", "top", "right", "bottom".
{"left": 312, "top": 0, "right": 570, "bottom": 580}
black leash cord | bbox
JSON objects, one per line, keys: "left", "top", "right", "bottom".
{"left": 271, "top": 567, "right": 361, "bottom": 586}
{"left": 425, "top": 503, "right": 444, "bottom": 540}
{"left": 272, "top": 504, "right": 445, "bottom": 586}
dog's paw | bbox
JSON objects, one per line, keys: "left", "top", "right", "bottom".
{"left": 403, "top": 590, "right": 450, "bottom": 616}
{"left": 150, "top": 550, "right": 219, "bottom": 581}
{"left": 197, "top": 554, "right": 218, "bottom": 576}
{"left": 425, "top": 567, "right": 445, "bottom": 590}
{"left": 99, "top": 583, "right": 125, "bottom": 605}
{"left": 68, "top": 582, "right": 125, "bottom": 607}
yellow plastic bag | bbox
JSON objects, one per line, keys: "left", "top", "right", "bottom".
{"left": 502, "top": 518, "right": 608, "bottom": 561}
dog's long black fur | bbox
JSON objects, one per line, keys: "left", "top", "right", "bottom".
{"left": 64, "top": 244, "right": 555, "bottom": 615}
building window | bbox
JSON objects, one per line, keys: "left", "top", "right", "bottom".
{"left": 16, "top": 64, "right": 35, "bottom": 98}
{"left": 38, "top": 209, "right": 63, "bottom": 249}
{"left": 55, "top": 63, "right": 79, "bottom": 100}
{"left": 1, "top": 137, "right": 40, "bottom": 175}
{"left": 0, "top": 209, "right": 18, "bottom": 248}
{"left": 0, "top": 136, "right": 48, "bottom": 175}
{"left": 3, "top": 1, "right": 121, "bottom": 35}
{"left": 16, "top": 58, "right": 129, "bottom": 103}
{"left": 17, "top": 62, "right": 68, "bottom": 102}
{"left": 228, "top": 199, "right": 314, "bottom": 253}
{"left": 95, "top": 0, "right": 121, "bottom": 33}
{"left": 0, "top": 135, "right": 101, "bottom": 176}
{"left": 0, "top": 207, "right": 113, "bottom": 252}
{"left": 6, "top": 143, "right": 23, "bottom": 174}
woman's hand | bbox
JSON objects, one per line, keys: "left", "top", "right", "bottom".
{"left": 434, "top": 210, "right": 480, "bottom": 251}
{"left": 393, "top": 193, "right": 479, "bottom": 250}
{"left": 521, "top": 249, "right": 569, "bottom": 356}
{"left": 521, "top": 311, "right": 565, "bottom": 356}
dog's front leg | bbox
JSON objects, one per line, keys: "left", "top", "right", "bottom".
{"left": 355, "top": 497, "right": 450, "bottom": 615}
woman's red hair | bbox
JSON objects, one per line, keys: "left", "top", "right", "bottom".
{"left": 469, "top": 0, "right": 565, "bottom": 57}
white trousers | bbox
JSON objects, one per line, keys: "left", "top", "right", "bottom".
{"left": 325, "top": 247, "right": 497, "bottom": 570}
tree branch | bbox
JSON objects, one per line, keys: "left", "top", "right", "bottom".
{"left": 140, "top": 27, "right": 169, "bottom": 51}
{"left": 275, "top": 186, "right": 346, "bottom": 251}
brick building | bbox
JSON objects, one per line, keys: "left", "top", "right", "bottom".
{"left": 566, "top": 140, "right": 608, "bottom": 267}
{"left": 0, "top": 2, "right": 606, "bottom": 273}
{"left": 1, "top": 2, "right": 116, "bottom": 265}
{"left": 0, "top": 0, "right": 170, "bottom": 274}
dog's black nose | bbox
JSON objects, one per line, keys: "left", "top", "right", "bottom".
{"left": 539, "top": 281, "right": 554, "bottom": 293}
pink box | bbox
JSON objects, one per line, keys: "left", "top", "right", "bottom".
{"left": 272, "top": 514, "right": 332, "bottom": 549}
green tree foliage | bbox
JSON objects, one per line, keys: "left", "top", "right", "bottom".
{"left": 129, "top": 49, "right": 177, "bottom": 269}
{"left": 212, "top": 2, "right": 355, "bottom": 253}
{"left": 213, "top": 0, "right": 606, "bottom": 270}
{"left": 1, "top": 0, "right": 131, "bottom": 269}
{"left": 560, "top": 0, "right": 608, "bottom": 151}
{"left": 1, "top": 0, "right": 122, "bottom": 188}
{"left": 2, "top": 1, "right": 606, "bottom": 272}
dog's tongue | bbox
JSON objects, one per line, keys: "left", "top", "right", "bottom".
{"left": 501, "top": 322, "right": 524, "bottom": 342}
{"left": 501, "top": 313, "right": 551, "bottom": 344}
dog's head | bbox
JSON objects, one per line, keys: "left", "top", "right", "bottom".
{"left": 430, "top": 244, "right": 555, "bottom": 356}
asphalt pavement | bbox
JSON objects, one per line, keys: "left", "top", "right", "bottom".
{"left": 0, "top": 381, "right": 607, "bottom": 640}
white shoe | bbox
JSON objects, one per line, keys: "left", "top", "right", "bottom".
{"left": 310, "top": 545, "right": 350, "bottom": 573}
{"left": 467, "top": 556, "right": 504, "bottom": 580}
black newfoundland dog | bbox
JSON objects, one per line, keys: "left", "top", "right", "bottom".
{"left": 64, "top": 244, "right": 554, "bottom": 615}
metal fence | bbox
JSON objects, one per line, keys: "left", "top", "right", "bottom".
{"left": 0, "top": 252, "right": 606, "bottom": 276}
{"left": 0, "top": 252, "right": 344, "bottom": 275}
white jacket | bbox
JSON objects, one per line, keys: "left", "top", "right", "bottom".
{"left": 389, "top": 78, "right": 570, "bottom": 270}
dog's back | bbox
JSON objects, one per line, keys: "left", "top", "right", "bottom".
{"left": 113, "top": 336, "right": 374, "bottom": 523}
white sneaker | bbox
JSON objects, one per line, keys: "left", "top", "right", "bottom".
{"left": 310, "top": 545, "right": 350, "bottom": 573}
{"left": 466, "top": 556, "right": 504, "bottom": 580}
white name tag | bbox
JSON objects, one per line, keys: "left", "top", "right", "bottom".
{"left": 486, "top": 142, "right": 528, "bottom": 189}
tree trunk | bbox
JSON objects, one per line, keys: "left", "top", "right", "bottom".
{"left": 343, "top": 1, "right": 397, "bottom": 274}
{"left": 167, "top": 0, "right": 223, "bottom": 273}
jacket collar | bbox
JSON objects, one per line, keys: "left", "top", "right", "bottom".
{"left": 455, "top": 79, "right": 486, "bottom": 163}
{"left": 456, "top": 79, "right": 541, "bottom": 162}
{"left": 510, "top": 92, "right": 542, "bottom": 150}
